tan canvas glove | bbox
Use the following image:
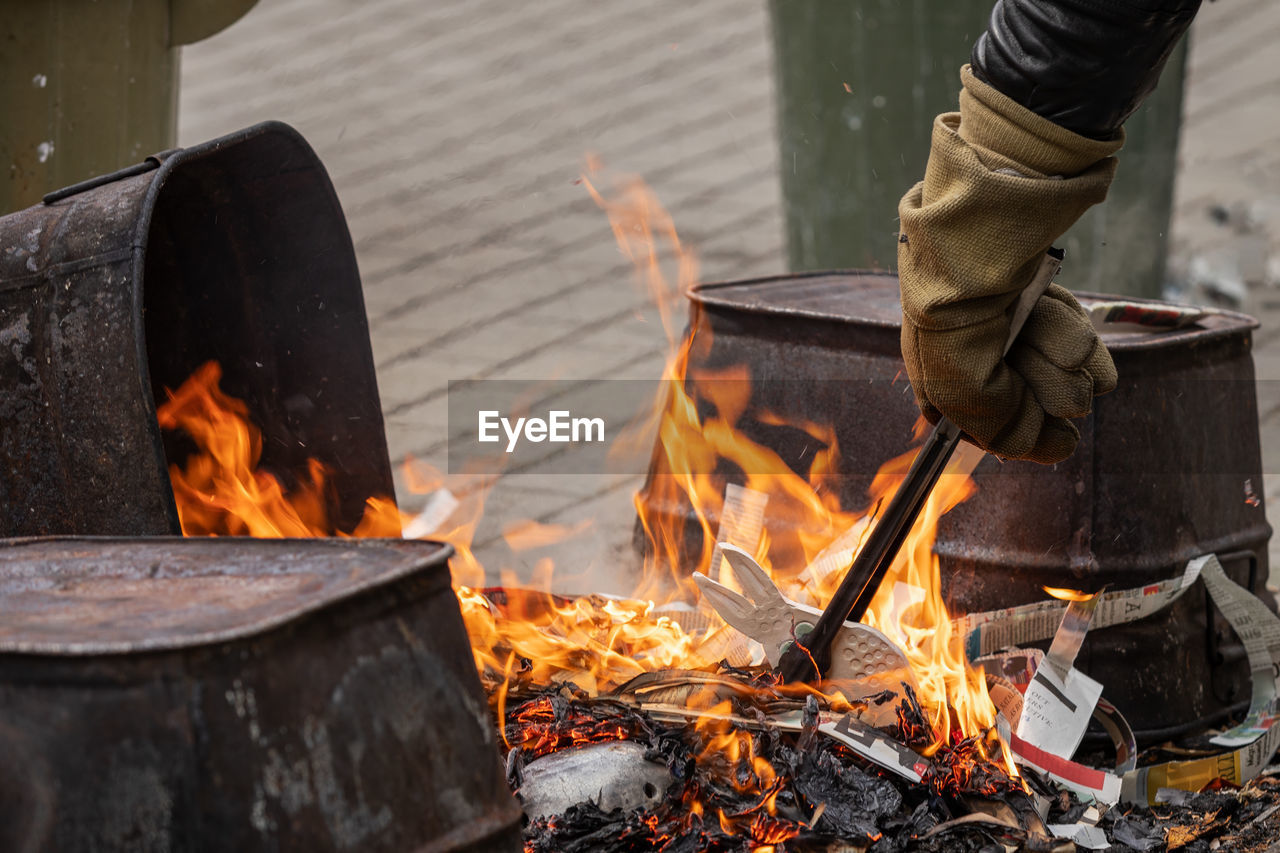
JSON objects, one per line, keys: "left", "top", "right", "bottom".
{"left": 898, "top": 65, "right": 1122, "bottom": 464}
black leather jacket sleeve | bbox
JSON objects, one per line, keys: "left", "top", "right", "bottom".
{"left": 971, "top": 0, "right": 1202, "bottom": 140}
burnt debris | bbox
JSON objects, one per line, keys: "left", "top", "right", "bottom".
{"left": 500, "top": 679, "right": 1280, "bottom": 852}
{"left": 505, "top": 682, "right": 1036, "bottom": 852}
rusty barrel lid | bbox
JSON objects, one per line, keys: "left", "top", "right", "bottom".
{"left": 0, "top": 536, "right": 452, "bottom": 655}
{"left": 690, "top": 270, "right": 1259, "bottom": 356}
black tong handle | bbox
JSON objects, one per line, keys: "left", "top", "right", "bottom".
{"left": 777, "top": 247, "right": 1064, "bottom": 683}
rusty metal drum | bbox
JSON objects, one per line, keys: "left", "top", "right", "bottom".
{"left": 638, "top": 270, "right": 1272, "bottom": 740}
{"left": 0, "top": 122, "right": 395, "bottom": 538}
{"left": 0, "top": 537, "right": 521, "bottom": 852}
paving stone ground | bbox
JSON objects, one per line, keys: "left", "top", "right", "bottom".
{"left": 179, "top": 0, "right": 1280, "bottom": 589}
{"left": 1175, "top": 0, "right": 1280, "bottom": 577}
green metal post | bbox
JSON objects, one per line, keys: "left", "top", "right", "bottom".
{"left": 769, "top": 0, "right": 1187, "bottom": 298}
{"left": 0, "top": 0, "right": 257, "bottom": 215}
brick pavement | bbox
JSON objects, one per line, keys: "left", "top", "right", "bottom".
{"left": 179, "top": 0, "right": 1280, "bottom": 587}
{"left": 178, "top": 0, "right": 782, "bottom": 585}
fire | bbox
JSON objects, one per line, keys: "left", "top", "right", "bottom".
{"left": 688, "top": 700, "right": 778, "bottom": 797}
{"left": 157, "top": 368, "right": 505, "bottom": 592}
{"left": 1044, "top": 585, "right": 1093, "bottom": 602}
{"left": 580, "top": 160, "right": 1003, "bottom": 755}
{"left": 458, "top": 585, "right": 724, "bottom": 697}
{"left": 157, "top": 160, "right": 1022, "bottom": 838}
{"left": 858, "top": 444, "right": 998, "bottom": 743}
{"left": 155, "top": 361, "right": 402, "bottom": 538}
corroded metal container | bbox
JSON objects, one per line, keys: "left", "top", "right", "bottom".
{"left": 639, "top": 270, "right": 1271, "bottom": 740}
{"left": 0, "top": 537, "right": 521, "bottom": 852}
{"left": 0, "top": 122, "right": 394, "bottom": 537}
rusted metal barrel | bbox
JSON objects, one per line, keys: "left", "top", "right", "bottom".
{"left": 0, "top": 121, "right": 394, "bottom": 537}
{"left": 0, "top": 537, "right": 522, "bottom": 852}
{"left": 638, "top": 271, "right": 1271, "bottom": 740}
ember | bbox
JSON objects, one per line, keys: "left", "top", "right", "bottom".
{"left": 500, "top": 669, "right": 1074, "bottom": 852}
{"left": 506, "top": 695, "right": 649, "bottom": 762}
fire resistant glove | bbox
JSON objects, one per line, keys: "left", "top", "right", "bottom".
{"left": 897, "top": 65, "right": 1122, "bottom": 465}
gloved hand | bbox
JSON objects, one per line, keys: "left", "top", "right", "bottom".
{"left": 898, "top": 66, "right": 1122, "bottom": 464}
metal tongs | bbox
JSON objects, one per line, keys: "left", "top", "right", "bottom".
{"left": 772, "top": 248, "right": 1065, "bottom": 682}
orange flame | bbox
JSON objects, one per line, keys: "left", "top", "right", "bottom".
{"left": 579, "top": 159, "right": 1003, "bottom": 755}
{"left": 1044, "top": 585, "right": 1093, "bottom": 602}
{"left": 156, "top": 361, "right": 402, "bottom": 538}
